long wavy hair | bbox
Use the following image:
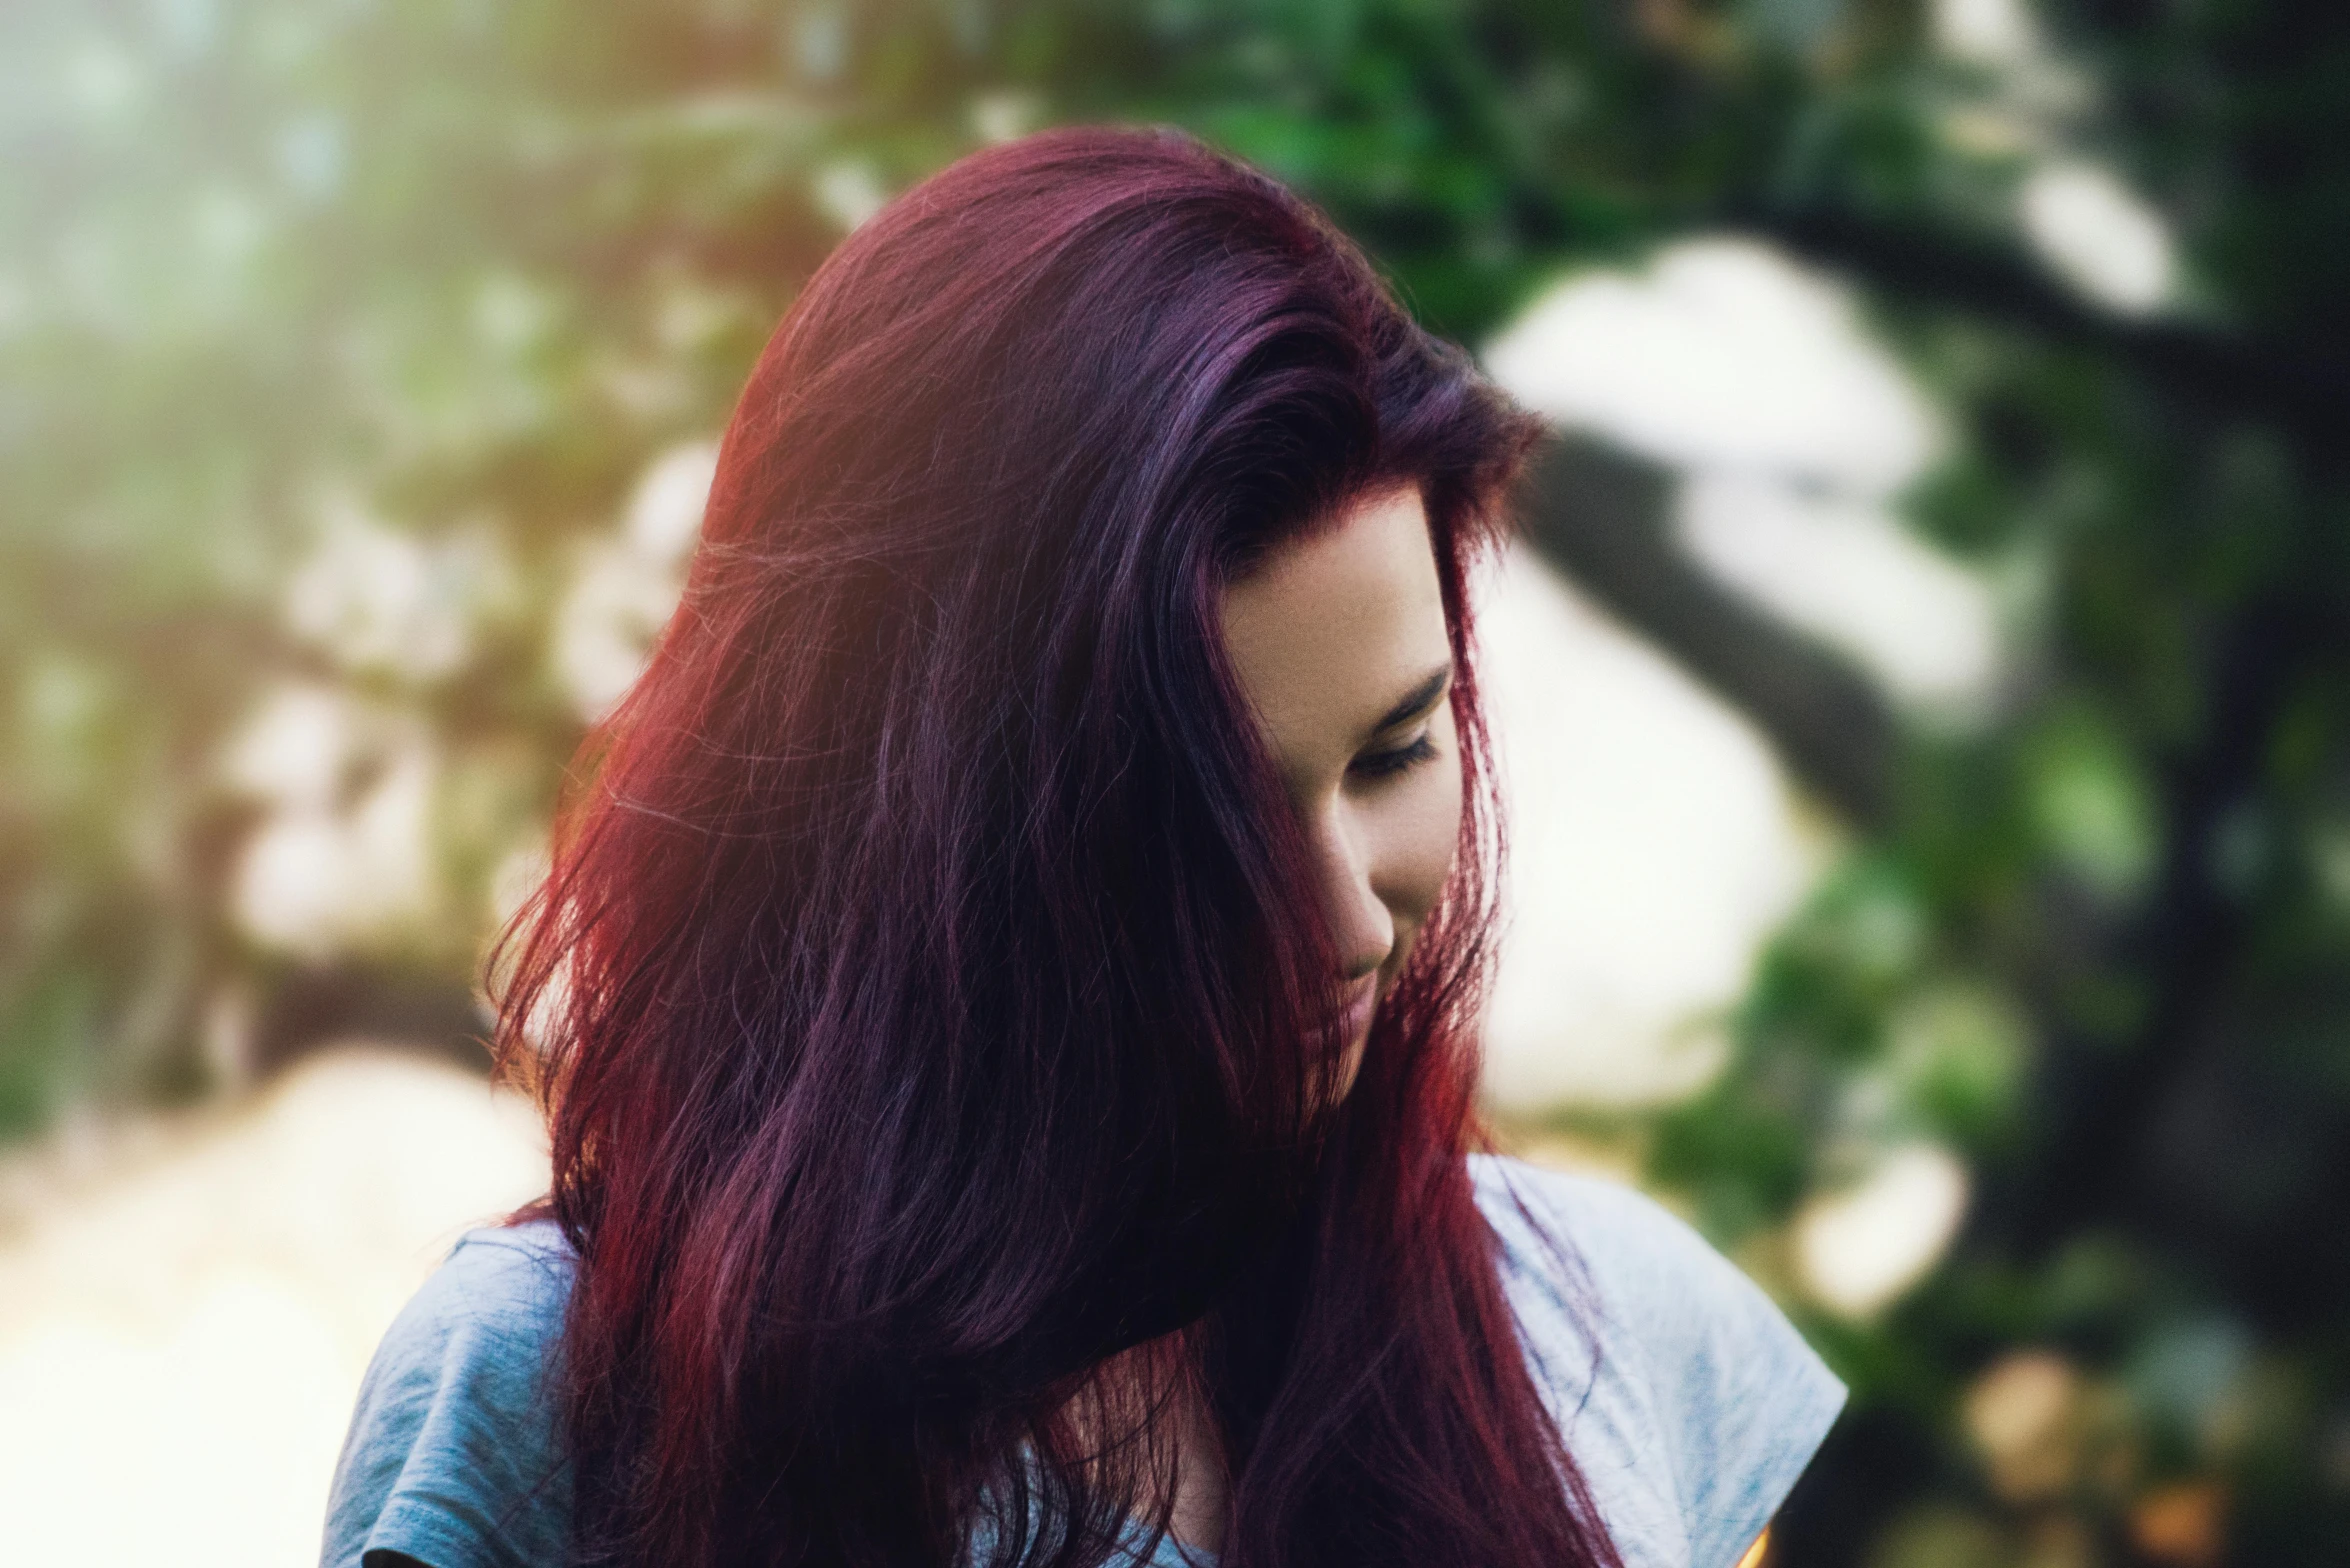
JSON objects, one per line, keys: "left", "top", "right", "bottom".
{"left": 491, "top": 124, "right": 1617, "bottom": 1568}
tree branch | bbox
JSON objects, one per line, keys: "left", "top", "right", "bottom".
{"left": 1512, "top": 434, "right": 1900, "bottom": 830}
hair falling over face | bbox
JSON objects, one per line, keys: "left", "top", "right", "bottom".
{"left": 488, "top": 125, "right": 1623, "bottom": 1568}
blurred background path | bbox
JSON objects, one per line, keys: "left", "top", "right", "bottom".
{"left": 0, "top": 1050, "right": 544, "bottom": 1566}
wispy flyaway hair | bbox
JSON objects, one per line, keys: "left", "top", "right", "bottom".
{"left": 491, "top": 124, "right": 1617, "bottom": 1568}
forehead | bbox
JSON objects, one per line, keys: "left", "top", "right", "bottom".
{"left": 1217, "top": 486, "right": 1450, "bottom": 771}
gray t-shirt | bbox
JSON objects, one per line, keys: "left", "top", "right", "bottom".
{"left": 321, "top": 1156, "right": 1845, "bottom": 1568}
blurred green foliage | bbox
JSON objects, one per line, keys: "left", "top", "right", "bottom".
{"left": 5, "top": 1, "right": 2349, "bottom": 1563}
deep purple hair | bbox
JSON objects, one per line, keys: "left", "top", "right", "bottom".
{"left": 492, "top": 124, "right": 1617, "bottom": 1568}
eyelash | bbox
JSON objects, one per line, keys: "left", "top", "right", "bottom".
{"left": 1350, "top": 733, "right": 1438, "bottom": 782}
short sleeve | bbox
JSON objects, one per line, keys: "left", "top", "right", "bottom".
{"left": 321, "top": 1223, "right": 577, "bottom": 1568}
{"left": 1470, "top": 1157, "right": 1847, "bottom": 1568}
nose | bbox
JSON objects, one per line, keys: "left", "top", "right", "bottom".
{"left": 1312, "top": 805, "right": 1394, "bottom": 983}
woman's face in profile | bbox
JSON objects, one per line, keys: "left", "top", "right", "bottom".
{"left": 1219, "top": 484, "right": 1464, "bottom": 1093}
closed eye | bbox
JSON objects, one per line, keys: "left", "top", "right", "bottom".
{"left": 1349, "top": 733, "right": 1438, "bottom": 782}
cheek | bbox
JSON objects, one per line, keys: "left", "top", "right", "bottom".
{"left": 1383, "top": 732, "right": 1466, "bottom": 928}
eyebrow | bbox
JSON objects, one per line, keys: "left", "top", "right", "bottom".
{"left": 1368, "top": 663, "right": 1453, "bottom": 739}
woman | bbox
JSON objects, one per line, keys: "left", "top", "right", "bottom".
{"left": 322, "top": 125, "right": 1843, "bottom": 1568}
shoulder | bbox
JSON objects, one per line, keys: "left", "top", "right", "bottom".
{"left": 1468, "top": 1155, "right": 1791, "bottom": 1364}
{"left": 1467, "top": 1155, "right": 1847, "bottom": 1568}
{"left": 322, "top": 1219, "right": 577, "bottom": 1568}
{"left": 379, "top": 1220, "right": 576, "bottom": 1360}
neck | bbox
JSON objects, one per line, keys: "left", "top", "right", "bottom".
{"left": 1159, "top": 1373, "right": 1229, "bottom": 1555}
{"left": 1061, "top": 1336, "right": 1230, "bottom": 1557}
